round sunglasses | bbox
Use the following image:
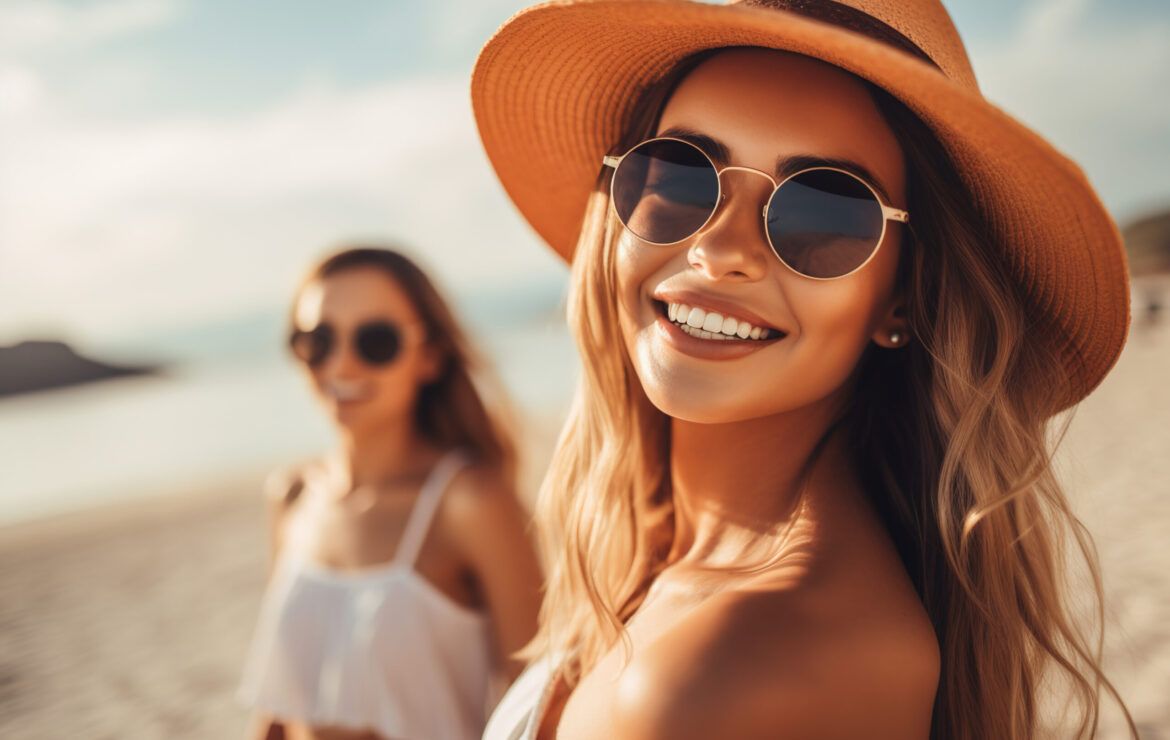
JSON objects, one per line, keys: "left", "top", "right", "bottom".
{"left": 602, "top": 137, "right": 910, "bottom": 280}
{"left": 289, "top": 320, "right": 414, "bottom": 368}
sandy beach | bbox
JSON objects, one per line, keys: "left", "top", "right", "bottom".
{"left": 1, "top": 313, "right": 1167, "bottom": 739}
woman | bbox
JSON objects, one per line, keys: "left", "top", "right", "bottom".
{"left": 238, "top": 246, "right": 543, "bottom": 740}
{"left": 471, "top": 1, "right": 1136, "bottom": 738}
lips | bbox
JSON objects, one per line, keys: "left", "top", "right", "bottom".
{"left": 324, "top": 379, "right": 373, "bottom": 403}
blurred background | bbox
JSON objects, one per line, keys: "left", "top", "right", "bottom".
{"left": 0, "top": 0, "right": 1166, "bottom": 738}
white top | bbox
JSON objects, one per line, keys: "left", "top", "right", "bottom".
{"left": 481, "top": 651, "right": 565, "bottom": 740}
{"left": 238, "top": 450, "right": 498, "bottom": 740}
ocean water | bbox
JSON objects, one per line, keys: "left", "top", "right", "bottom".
{"left": 0, "top": 307, "right": 578, "bottom": 526}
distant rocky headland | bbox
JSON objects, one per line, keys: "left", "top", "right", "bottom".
{"left": 0, "top": 340, "right": 160, "bottom": 398}
{"left": 1124, "top": 209, "right": 1170, "bottom": 276}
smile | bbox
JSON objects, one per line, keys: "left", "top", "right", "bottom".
{"left": 325, "top": 380, "right": 373, "bottom": 402}
{"left": 665, "top": 301, "right": 776, "bottom": 341}
{"left": 650, "top": 296, "right": 787, "bottom": 361}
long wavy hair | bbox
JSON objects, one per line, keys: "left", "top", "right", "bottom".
{"left": 295, "top": 245, "right": 518, "bottom": 484}
{"left": 518, "top": 49, "right": 1136, "bottom": 740}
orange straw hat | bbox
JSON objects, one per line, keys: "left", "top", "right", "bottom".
{"left": 471, "top": 0, "right": 1130, "bottom": 407}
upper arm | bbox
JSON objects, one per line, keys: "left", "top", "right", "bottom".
{"left": 443, "top": 465, "right": 544, "bottom": 681}
{"left": 609, "top": 593, "right": 939, "bottom": 740}
{"left": 261, "top": 466, "right": 303, "bottom": 579}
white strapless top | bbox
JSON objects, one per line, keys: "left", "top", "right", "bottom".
{"left": 237, "top": 450, "right": 498, "bottom": 740}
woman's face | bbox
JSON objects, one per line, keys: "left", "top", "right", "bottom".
{"left": 616, "top": 48, "right": 909, "bottom": 424}
{"left": 292, "top": 267, "right": 441, "bottom": 434}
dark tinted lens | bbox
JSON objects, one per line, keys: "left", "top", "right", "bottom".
{"left": 289, "top": 325, "right": 333, "bottom": 366}
{"left": 611, "top": 139, "right": 719, "bottom": 244}
{"left": 766, "top": 169, "right": 884, "bottom": 279}
{"left": 355, "top": 321, "right": 401, "bottom": 365}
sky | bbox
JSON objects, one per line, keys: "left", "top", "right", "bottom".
{"left": 1, "top": 0, "right": 1168, "bottom": 346}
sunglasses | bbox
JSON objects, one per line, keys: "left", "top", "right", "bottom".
{"left": 602, "top": 136, "right": 910, "bottom": 280}
{"left": 288, "top": 320, "right": 413, "bottom": 368}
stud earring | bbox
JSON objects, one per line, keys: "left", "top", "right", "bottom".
{"left": 890, "top": 331, "right": 903, "bottom": 345}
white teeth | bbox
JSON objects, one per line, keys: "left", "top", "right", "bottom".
{"left": 328, "top": 381, "right": 370, "bottom": 401}
{"left": 663, "top": 300, "right": 779, "bottom": 342}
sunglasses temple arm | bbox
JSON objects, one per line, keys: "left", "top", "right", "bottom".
{"left": 602, "top": 155, "right": 621, "bottom": 169}
{"left": 883, "top": 205, "right": 910, "bottom": 224}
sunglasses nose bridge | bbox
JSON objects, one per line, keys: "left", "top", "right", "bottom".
{"left": 688, "top": 169, "right": 778, "bottom": 279}
{"left": 717, "top": 165, "right": 777, "bottom": 187}
{"left": 320, "top": 338, "right": 359, "bottom": 374}
{"left": 713, "top": 165, "right": 778, "bottom": 217}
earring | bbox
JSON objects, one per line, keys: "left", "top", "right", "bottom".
{"left": 890, "top": 331, "right": 903, "bottom": 345}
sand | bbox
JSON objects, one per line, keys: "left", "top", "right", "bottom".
{"left": 1, "top": 305, "right": 1167, "bottom": 739}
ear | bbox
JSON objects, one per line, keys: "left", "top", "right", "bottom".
{"left": 871, "top": 294, "right": 911, "bottom": 349}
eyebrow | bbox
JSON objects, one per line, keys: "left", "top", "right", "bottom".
{"left": 656, "top": 125, "right": 896, "bottom": 204}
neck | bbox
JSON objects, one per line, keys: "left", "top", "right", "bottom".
{"left": 665, "top": 393, "right": 854, "bottom": 567}
{"left": 333, "top": 418, "right": 428, "bottom": 489}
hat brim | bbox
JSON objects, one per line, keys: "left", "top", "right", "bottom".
{"left": 471, "top": 0, "right": 1130, "bottom": 407}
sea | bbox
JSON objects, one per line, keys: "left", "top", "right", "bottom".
{"left": 0, "top": 280, "right": 579, "bottom": 525}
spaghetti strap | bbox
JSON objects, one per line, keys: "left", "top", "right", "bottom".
{"left": 393, "top": 450, "right": 470, "bottom": 567}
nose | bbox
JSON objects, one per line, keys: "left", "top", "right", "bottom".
{"left": 686, "top": 170, "right": 773, "bottom": 282}
{"left": 318, "top": 334, "right": 363, "bottom": 379}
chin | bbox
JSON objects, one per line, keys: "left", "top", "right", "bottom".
{"left": 332, "top": 405, "right": 377, "bottom": 431}
{"left": 634, "top": 351, "right": 838, "bottom": 425}
{"left": 630, "top": 339, "right": 759, "bottom": 423}
{"left": 637, "top": 374, "right": 769, "bottom": 424}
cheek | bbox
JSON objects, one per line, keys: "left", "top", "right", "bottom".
{"left": 373, "top": 356, "right": 425, "bottom": 401}
{"left": 782, "top": 240, "right": 901, "bottom": 387}
{"left": 786, "top": 281, "right": 883, "bottom": 382}
{"left": 615, "top": 233, "right": 669, "bottom": 352}
{"left": 306, "top": 368, "right": 328, "bottom": 398}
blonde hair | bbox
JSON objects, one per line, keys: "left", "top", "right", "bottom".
{"left": 297, "top": 245, "right": 519, "bottom": 484}
{"left": 518, "top": 50, "right": 1136, "bottom": 739}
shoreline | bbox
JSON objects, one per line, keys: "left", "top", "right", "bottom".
{"left": 1, "top": 334, "right": 1166, "bottom": 737}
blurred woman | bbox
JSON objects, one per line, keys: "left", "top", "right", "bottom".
{"left": 238, "top": 245, "right": 543, "bottom": 740}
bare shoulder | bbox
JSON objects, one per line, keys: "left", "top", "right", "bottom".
{"left": 610, "top": 570, "right": 939, "bottom": 740}
{"left": 259, "top": 462, "right": 315, "bottom": 569}
{"left": 261, "top": 462, "right": 312, "bottom": 512}
{"left": 439, "top": 461, "right": 533, "bottom": 551}
{"left": 441, "top": 460, "right": 525, "bottom": 521}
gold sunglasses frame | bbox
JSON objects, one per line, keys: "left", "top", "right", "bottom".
{"left": 602, "top": 136, "right": 910, "bottom": 281}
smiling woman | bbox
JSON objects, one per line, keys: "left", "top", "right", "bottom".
{"left": 236, "top": 246, "right": 543, "bottom": 740}
{"left": 472, "top": 1, "right": 1137, "bottom": 739}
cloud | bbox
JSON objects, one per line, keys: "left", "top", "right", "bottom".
{"left": 968, "top": 0, "right": 1170, "bottom": 221}
{"left": 0, "top": 72, "right": 558, "bottom": 341}
{"left": 0, "top": 0, "right": 183, "bottom": 53}
{"left": 8, "top": 0, "right": 1163, "bottom": 343}
{"left": 0, "top": 64, "right": 45, "bottom": 116}
{"left": 0, "top": 0, "right": 564, "bottom": 344}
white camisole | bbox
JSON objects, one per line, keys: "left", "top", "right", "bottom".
{"left": 237, "top": 450, "right": 497, "bottom": 740}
